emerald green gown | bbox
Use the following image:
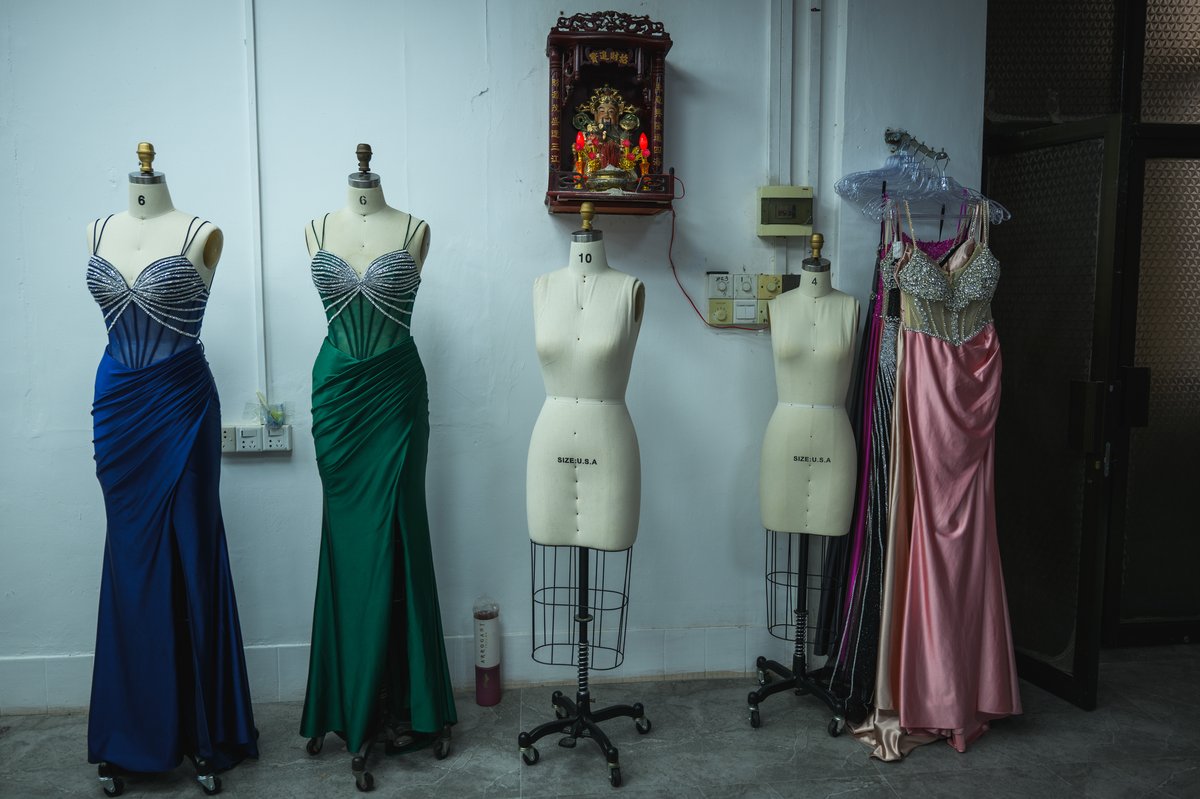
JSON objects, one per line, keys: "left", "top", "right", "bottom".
{"left": 300, "top": 224, "right": 457, "bottom": 753}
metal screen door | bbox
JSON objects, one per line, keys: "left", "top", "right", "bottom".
{"left": 984, "top": 118, "right": 1122, "bottom": 709}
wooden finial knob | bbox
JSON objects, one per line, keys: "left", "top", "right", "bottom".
{"left": 810, "top": 232, "right": 824, "bottom": 260}
{"left": 137, "top": 141, "right": 156, "bottom": 175}
{"left": 580, "top": 201, "right": 595, "bottom": 231}
{"left": 356, "top": 143, "right": 373, "bottom": 175}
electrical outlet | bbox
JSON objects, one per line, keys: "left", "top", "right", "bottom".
{"left": 220, "top": 425, "right": 237, "bottom": 453}
{"left": 236, "top": 425, "right": 262, "bottom": 453}
{"left": 262, "top": 424, "right": 292, "bottom": 452}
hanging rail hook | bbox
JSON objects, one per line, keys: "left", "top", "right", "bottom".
{"left": 883, "top": 128, "right": 951, "bottom": 164}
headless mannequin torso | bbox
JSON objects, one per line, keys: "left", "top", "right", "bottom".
{"left": 760, "top": 236, "right": 859, "bottom": 535}
{"left": 304, "top": 146, "right": 429, "bottom": 271}
{"left": 86, "top": 144, "right": 222, "bottom": 288}
{"left": 527, "top": 222, "right": 646, "bottom": 551}
{"left": 304, "top": 186, "right": 430, "bottom": 272}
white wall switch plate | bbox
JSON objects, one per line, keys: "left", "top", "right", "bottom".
{"left": 706, "top": 271, "right": 732, "bottom": 299}
{"left": 236, "top": 425, "right": 262, "bottom": 453}
{"left": 262, "top": 424, "right": 292, "bottom": 452}
{"left": 733, "top": 273, "right": 757, "bottom": 299}
{"left": 733, "top": 299, "right": 758, "bottom": 323}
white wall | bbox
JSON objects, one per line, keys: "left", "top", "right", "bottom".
{"left": 0, "top": 0, "right": 986, "bottom": 711}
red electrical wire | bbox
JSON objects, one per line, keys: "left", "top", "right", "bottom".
{"left": 667, "top": 184, "right": 765, "bottom": 332}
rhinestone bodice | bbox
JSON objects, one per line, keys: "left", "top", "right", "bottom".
{"left": 311, "top": 249, "right": 420, "bottom": 358}
{"left": 898, "top": 241, "right": 999, "bottom": 345}
{"left": 87, "top": 254, "right": 209, "bottom": 367}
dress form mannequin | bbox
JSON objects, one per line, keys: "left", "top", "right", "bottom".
{"left": 519, "top": 204, "right": 651, "bottom": 784}
{"left": 304, "top": 144, "right": 429, "bottom": 271}
{"left": 527, "top": 205, "right": 645, "bottom": 551}
{"left": 86, "top": 142, "right": 222, "bottom": 288}
{"left": 747, "top": 233, "right": 860, "bottom": 735}
{"left": 760, "top": 234, "right": 859, "bottom": 535}
{"left": 84, "top": 143, "right": 257, "bottom": 794}
{"left": 301, "top": 144, "right": 456, "bottom": 791}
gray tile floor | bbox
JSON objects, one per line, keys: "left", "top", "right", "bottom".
{"left": 2, "top": 645, "right": 1197, "bottom": 798}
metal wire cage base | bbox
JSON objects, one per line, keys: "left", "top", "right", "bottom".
{"left": 530, "top": 543, "right": 632, "bottom": 670}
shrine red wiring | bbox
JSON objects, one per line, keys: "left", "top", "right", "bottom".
{"left": 667, "top": 181, "right": 765, "bottom": 331}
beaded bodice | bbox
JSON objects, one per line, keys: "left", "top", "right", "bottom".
{"left": 898, "top": 242, "right": 999, "bottom": 345}
{"left": 895, "top": 202, "right": 1000, "bottom": 345}
{"left": 311, "top": 250, "right": 420, "bottom": 358}
{"left": 86, "top": 216, "right": 211, "bottom": 368}
{"left": 880, "top": 252, "right": 900, "bottom": 293}
{"left": 308, "top": 212, "right": 425, "bottom": 359}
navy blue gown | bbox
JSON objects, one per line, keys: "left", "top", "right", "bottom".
{"left": 85, "top": 216, "right": 258, "bottom": 773}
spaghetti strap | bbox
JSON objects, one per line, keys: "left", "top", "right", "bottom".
{"left": 402, "top": 217, "right": 422, "bottom": 250}
{"left": 93, "top": 214, "right": 115, "bottom": 255}
{"left": 881, "top": 199, "right": 897, "bottom": 252}
{"left": 181, "top": 217, "right": 209, "bottom": 256}
{"left": 315, "top": 213, "right": 330, "bottom": 249}
{"left": 903, "top": 200, "right": 917, "bottom": 243}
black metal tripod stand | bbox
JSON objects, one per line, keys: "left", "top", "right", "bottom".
{"left": 746, "top": 532, "right": 848, "bottom": 737}
{"left": 518, "top": 547, "right": 651, "bottom": 788}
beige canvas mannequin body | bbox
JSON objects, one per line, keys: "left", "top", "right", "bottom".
{"left": 527, "top": 233, "right": 645, "bottom": 552}
{"left": 86, "top": 174, "right": 222, "bottom": 288}
{"left": 760, "top": 260, "right": 859, "bottom": 536}
{"left": 304, "top": 185, "right": 430, "bottom": 272}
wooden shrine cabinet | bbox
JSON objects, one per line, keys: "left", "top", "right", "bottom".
{"left": 545, "top": 11, "right": 674, "bottom": 215}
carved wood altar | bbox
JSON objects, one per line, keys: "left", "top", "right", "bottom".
{"left": 546, "top": 11, "right": 674, "bottom": 215}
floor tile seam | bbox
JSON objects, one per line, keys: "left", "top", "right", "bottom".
{"left": 878, "top": 761, "right": 1073, "bottom": 791}
{"left": 855, "top": 771, "right": 904, "bottom": 797}
{"left": 1151, "top": 761, "right": 1200, "bottom": 795}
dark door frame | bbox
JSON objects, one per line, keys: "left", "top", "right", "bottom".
{"left": 984, "top": 116, "right": 1123, "bottom": 709}
{"left": 1101, "top": 132, "right": 1200, "bottom": 647}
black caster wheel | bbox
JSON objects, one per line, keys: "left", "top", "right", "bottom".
{"left": 101, "top": 776, "right": 125, "bottom": 797}
{"left": 198, "top": 775, "right": 222, "bottom": 796}
{"left": 434, "top": 736, "right": 451, "bottom": 760}
{"left": 609, "top": 766, "right": 622, "bottom": 787}
{"left": 306, "top": 736, "right": 324, "bottom": 756}
{"left": 355, "top": 771, "right": 374, "bottom": 792}
{"left": 827, "top": 716, "right": 844, "bottom": 737}
{"left": 521, "top": 746, "right": 540, "bottom": 765}
{"left": 749, "top": 707, "right": 762, "bottom": 729}
{"left": 634, "top": 716, "right": 652, "bottom": 735}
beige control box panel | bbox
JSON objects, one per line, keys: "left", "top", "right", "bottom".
{"left": 706, "top": 271, "right": 782, "bottom": 327}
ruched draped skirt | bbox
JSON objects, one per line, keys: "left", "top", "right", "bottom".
{"left": 88, "top": 343, "right": 258, "bottom": 772}
{"left": 300, "top": 337, "right": 457, "bottom": 753}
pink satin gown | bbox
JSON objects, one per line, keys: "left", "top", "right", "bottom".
{"left": 855, "top": 206, "right": 1022, "bottom": 760}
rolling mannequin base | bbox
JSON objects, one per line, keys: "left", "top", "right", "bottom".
{"left": 746, "top": 654, "right": 853, "bottom": 736}
{"left": 95, "top": 756, "right": 222, "bottom": 796}
{"left": 304, "top": 723, "right": 452, "bottom": 793}
{"left": 518, "top": 689, "right": 651, "bottom": 788}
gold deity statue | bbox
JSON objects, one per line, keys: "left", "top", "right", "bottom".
{"left": 571, "top": 85, "right": 650, "bottom": 190}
